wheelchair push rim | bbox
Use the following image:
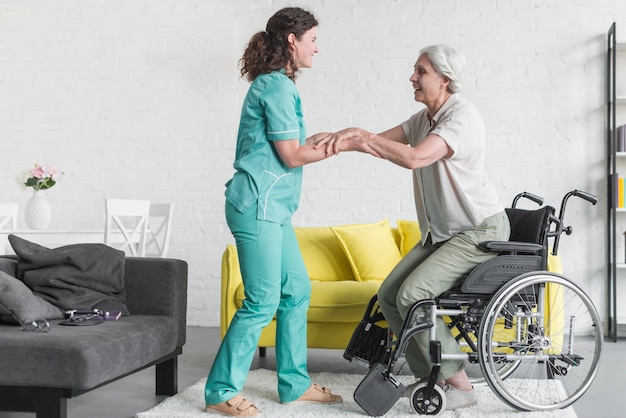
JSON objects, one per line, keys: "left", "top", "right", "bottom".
{"left": 478, "top": 272, "right": 603, "bottom": 412}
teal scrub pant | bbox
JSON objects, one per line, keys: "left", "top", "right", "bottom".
{"left": 205, "top": 201, "right": 312, "bottom": 405}
{"left": 377, "top": 211, "right": 510, "bottom": 380}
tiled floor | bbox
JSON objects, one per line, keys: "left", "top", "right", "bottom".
{"left": 0, "top": 326, "right": 619, "bottom": 418}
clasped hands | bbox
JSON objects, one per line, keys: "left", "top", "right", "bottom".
{"left": 312, "top": 127, "right": 381, "bottom": 158}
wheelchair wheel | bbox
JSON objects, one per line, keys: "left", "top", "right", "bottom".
{"left": 409, "top": 382, "right": 446, "bottom": 415}
{"left": 478, "top": 272, "right": 603, "bottom": 411}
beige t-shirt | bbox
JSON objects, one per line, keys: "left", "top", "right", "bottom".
{"left": 401, "top": 94, "right": 503, "bottom": 244}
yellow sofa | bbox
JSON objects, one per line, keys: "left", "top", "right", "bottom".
{"left": 220, "top": 219, "right": 419, "bottom": 352}
{"left": 220, "top": 218, "right": 563, "bottom": 354}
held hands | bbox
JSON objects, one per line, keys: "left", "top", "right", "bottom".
{"left": 313, "top": 127, "right": 381, "bottom": 158}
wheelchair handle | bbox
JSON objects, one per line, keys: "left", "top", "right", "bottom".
{"left": 551, "top": 189, "right": 598, "bottom": 255}
{"left": 571, "top": 189, "right": 598, "bottom": 205}
{"left": 558, "top": 189, "right": 598, "bottom": 221}
{"left": 511, "top": 191, "right": 544, "bottom": 208}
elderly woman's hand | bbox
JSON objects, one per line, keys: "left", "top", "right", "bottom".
{"left": 342, "top": 134, "right": 382, "bottom": 157}
{"left": 312, "top": 127, "right": 372, "bottom": 156}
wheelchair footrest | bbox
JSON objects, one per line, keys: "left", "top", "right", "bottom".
{"left": 354, "top": 363, "right": 405, "bottom": 416}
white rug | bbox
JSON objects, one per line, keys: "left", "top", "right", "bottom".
{"left": 136, "top": 369, "right": 577, "bottom": 418}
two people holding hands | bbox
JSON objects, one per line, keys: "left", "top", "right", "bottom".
{"left": 207, "top": 5, "right": 506, "bottom": 415}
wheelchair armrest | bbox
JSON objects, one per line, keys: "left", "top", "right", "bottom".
{"left": 479, "top": 240, "right": 544, "bottom": 254}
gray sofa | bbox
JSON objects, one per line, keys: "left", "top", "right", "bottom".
{"left": 0, "top": 254, "right": 188, "bottom": 418}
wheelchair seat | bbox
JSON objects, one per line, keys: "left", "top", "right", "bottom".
{"left": 439, "top": 206, "right": 555, "bottom": 303}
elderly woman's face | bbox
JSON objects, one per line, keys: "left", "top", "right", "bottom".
{"left": 409, "top": 54, "right": 447, "bottom": 105}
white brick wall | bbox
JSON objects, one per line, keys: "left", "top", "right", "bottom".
{"left": 0, "top": 0, "right": 624, "bottom": 326}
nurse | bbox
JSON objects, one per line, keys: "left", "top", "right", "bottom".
{"left": 204, "top": 7, "right": 345, "bottom": 417}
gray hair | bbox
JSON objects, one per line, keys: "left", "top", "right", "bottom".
{"left": 419, "top": 44, "right": 465, "bottom": 93}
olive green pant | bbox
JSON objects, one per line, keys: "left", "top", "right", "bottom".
{"left": 377, "top": 211, "right": 510, "bottom": 380}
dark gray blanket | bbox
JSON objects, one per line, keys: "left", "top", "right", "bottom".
{"left": 8, "top": 235, "right": 129, "bottom": 314}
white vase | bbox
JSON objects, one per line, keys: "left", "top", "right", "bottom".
{"left": 25, "top": 189, "right": 52, "bottom": 230}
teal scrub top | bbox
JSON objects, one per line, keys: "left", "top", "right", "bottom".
{"left": 225, "top": 69, "right": 306, "bottom": 224}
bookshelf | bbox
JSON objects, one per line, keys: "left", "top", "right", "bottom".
{"left": 607, "top": 22, "right": 626, "bottom": 341}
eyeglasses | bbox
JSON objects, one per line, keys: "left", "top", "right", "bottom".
{"left": 20, "top": 319, "right": 50, "bottom": 333}
{"left": 62, "top": 309, "right": 105, "bottom": 326}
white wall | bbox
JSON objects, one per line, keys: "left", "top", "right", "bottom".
{"left": 0, "top": 0, "right": 623, "bottom": 327}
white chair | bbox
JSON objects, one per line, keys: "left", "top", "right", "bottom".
{"left": 104, "top": 199, "right": 151, "bottom": 256}
{"left": 0, "top": 203, "right": 18, "bottom": 230}
{"left": 142, "top": 203, "right": 174, "bottom": 258}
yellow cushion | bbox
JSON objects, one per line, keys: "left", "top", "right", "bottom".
{"left": 235, "top": 280, "right": 382, "bottom": 323}
{"left": 391, "top": 228, "right": 401, "bottom": 248}
{"left": 331, "top": 219, "right": 402, "bottom": 282}
{"left": 396, "top": 219, "right": 422, "bottom": 255}
{"left": 308, "top": 280, "right": 382, "bottom": 322}
{"left": 295, "top": 227, "right": 355, "bottom": 281}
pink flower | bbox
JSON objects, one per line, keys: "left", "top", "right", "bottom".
{"left": 31, "top": 165, "right": 45, "bottom": 179}
{"left": 48, "top": 166, "right": 62, "bottom": 181}
{"left": 20, "top": 163, "right": 63, "bottom": 191}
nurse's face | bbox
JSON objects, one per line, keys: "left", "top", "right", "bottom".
{"left": 289, "top": 26, "right": 318, "bottom": 69}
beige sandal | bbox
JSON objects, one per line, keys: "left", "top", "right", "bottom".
{"left": 205, "top": 394, "right": 262, "bottom": 416}
{"left": 287, "top": 383, "right": 343, "bottom": 404}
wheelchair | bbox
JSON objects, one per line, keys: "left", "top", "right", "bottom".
{"left": 343, "top": 190, "right": 603, "bottom": 416}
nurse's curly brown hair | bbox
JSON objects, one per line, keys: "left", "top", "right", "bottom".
{"left": 239, "top": 7, "right": 318, "bottom": 82}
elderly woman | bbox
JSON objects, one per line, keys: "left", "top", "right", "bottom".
{"left": 320, "top": 44, "right": 510, "bottom": 411}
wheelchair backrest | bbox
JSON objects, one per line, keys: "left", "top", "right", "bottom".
{"left": 506, "top": 206, "right": 555, "bottom": 269}
{"left": 505, "top": 206, "right": 555, "bottom": 247}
